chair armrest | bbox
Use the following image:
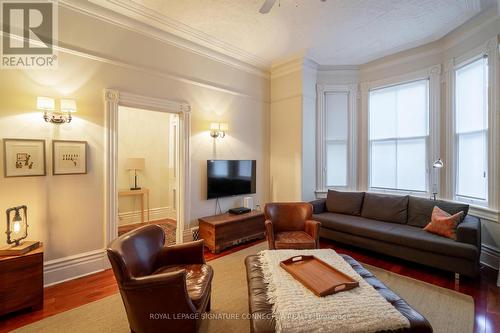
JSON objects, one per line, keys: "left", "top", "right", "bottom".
{"left": 265, "top": 220, "right": 275, "bottom": 250}
{"left": 310, "top": 199, "right": 326, "bottom": 214}
{"left": 457, "top": 215, "right": 481, "bottom": 249}
{"left": 305, "top": 220, "right": 321, "bottom": 249}
{"left": 122, "top": 269, "right": 197, "bottom": 317}
{"left": 156, "top": 239, "right": 206, "bottom": 267}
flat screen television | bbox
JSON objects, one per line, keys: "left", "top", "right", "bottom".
{"left": 207, "top": 160, "right": 256, "bottom": 199}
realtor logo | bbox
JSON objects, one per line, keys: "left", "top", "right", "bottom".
{"left": 1, "top": 0, "right": 58, "bottom": 69}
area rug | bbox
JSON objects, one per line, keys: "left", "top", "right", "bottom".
{"left": 13, "top": 243, "right": 474, "bottom": 333}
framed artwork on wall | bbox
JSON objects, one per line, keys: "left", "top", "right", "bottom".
{"left": 3, "top": 139, "right": 46, "bottom": 177}
{"left": 52, "top": 140, "right": 88, "bottom": 175}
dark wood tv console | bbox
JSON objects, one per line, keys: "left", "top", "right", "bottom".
{"left": 198, "top": 211, "right": 265, "bottom": 253}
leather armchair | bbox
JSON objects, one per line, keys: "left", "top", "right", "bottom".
{"left": 106, "top": 225, "right": 213, "bottom": 333}
{"left": 264, "top": 202, "right": 321, "bottom": 250}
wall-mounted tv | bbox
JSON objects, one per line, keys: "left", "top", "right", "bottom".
{"left": 207, "top": 160, "right": 256, "bottom": 199}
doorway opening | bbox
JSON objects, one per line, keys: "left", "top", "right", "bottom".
{"left": 116, "top": 106, "right": 180, "bottom": 244}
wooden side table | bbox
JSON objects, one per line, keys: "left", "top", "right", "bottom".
{"left": 118, "top": 188, "right": 150, "bottom": 223}
{"left": 0, "top": 245, "right": 44, "bottom": 316}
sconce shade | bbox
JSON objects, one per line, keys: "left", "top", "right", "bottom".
{"left": 60, "top": 99, "right": 77, "bottom": 113}
{"left": 209, "top": 122, "right": 228, "bottom": 138}
{"left": 37, "top": 97, "right": 55, "bottom": 111}
{"left": 432, "top": 158, "right": 444, "bottom": 169}
{"left": 125, "top": 158, "right": 145, "bottom": 171}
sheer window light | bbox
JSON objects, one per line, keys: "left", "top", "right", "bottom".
{"left": 325, "top": 92, "right": 349, "bottom": 187}
{"left": 455, "top": 56, "right": 488, "bottom": 203}
{"left": 369, "top": 80, "right": 429, "bottom": 192}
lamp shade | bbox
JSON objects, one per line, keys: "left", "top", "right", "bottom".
{"left": 60, "top": 99, "right": 77, "bottom": 113}
{"left": 210, "top": 122, "right": 220, "bottom": 131}
{"left": 125, "top": 158, "right": 145, "bottom": 171}
{"left": 37, "top": 96, "right": 55, "bottom": 111}
{"left": 219, "top": 122, "right": 228, "bottom": 131}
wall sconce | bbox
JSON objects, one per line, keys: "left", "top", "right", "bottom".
{"left": 210, "top": 122, "right": 228, "bottom": 138}
{"left": 2, "top": 205, "right": 40, "bottom": 255}
{"left": 38, "top": 96, "right": 77, "bottom": 124}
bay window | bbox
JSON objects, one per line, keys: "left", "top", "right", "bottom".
{"left": 368, "top": 80, "right": 429, "bottom": 192}
{"left": 454, "top": 56, "right": 488, "bottom": 204}
{"left": 325, "top": 92, "right": 349, "bottom": 187}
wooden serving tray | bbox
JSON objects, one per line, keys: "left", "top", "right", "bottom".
{"left": 280, "top": 255, "right": 359, "bottom": 297}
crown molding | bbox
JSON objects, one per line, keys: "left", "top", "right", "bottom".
{"left": 270, "top": 55, "right": 318, "bottom": 80}
{"left": 59, "top": 0, "right": 270, "bottom": 78}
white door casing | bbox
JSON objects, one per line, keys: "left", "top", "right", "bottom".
{"left": 104, "top": 89, "right": 191, "bottom": 246}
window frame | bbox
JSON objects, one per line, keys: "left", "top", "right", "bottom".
{"left": 316, "top": 84, "right": 358, "bottom": 192}
{"left": 452, "top": 54, "right": 489, "bottom": 206}
{"left": 359, "top": 65, "right": 441, "bottom": 198}
{"left": 367, "top": 79, "right": 431, "bottom": 195}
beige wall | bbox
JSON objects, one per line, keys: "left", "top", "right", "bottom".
{"left": 0, "top": 4, "right": 270, "bottom": 270}
{"left": 269, "top": 69, "right": 303, "bottom": 201}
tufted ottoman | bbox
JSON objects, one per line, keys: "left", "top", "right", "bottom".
{"left": 245, "top": 254, "right": 432, "bottom": 333}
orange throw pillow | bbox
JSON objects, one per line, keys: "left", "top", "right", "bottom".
{"left": 424, "top": 206, "right": 463, "bottom": 240}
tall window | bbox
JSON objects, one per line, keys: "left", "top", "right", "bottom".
{"left": 325, "top": 92, "right": 349, "bottom": 187}
{"left": 455, "top": 56, "right": 488, "bottom": 203}
{"left": 369, "top": 80, "right": 429, "bottom": 192}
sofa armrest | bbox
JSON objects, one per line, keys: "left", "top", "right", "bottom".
{"left": 310, "top": 198, "right": 327, "bottom": 214}
{"left": 156, "top": 239, "right": 205, "bottom": 267}
{"left": 457, "top": 215, "right": 481, "bottom": 249}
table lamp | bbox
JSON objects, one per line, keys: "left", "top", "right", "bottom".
{"left": 1, "top": 205, "right": 40, "bottom": 256}
{"left": 126, "top": 158, "right": 145, "bottom": 190}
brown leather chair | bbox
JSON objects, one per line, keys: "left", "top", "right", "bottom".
{"left": 106, "top": 225, "right": 213, "bottom": 333}
{"left": 264, "top": 202, "right": 321, "bottom": 250}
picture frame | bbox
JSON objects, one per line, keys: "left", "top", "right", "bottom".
{"left": 3, "top": 139, "right": 46, "bottom": 177}
{"left": 52, "top": 140, "right": 88, "bottom": 175}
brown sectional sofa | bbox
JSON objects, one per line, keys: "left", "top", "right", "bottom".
{"left": 311, "top": 191, "right": 481, "bottom": 277}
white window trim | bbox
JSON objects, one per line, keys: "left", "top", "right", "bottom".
{"left": 444, "top": 36, "right": 499, "bottom": 209}
{"left": 316, "top": 84, "right": 358, "bottom": 192}
{"left": 360, "top": 65, "right": 441, "bottom": 197}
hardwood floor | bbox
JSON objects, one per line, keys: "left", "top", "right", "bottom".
{"left": 0, "top": 238, "right": 498, "bottom": 333}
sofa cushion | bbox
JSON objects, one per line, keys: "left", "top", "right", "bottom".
{"left": 326, "top": 190, "right": 365, "bottom": 215}
{"left": 423, "top": 206, "right": 463, "bottom": 240}
{"left": 314, "top": 212, "right": 477, "bottom": 260}
{"left": 407, "top": 196, "right": 469, "bottom": 228}
{"left": 360, "top": 193, "right": 409, "bottom": 224}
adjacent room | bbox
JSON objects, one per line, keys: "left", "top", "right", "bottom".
{"left": 117, "top": 106, "right": 179, "bottom": 245}
{"left": 0, "top": 0, "right": 499, "bottom": 333}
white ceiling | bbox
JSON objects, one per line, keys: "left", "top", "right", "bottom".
{"left": 92, "top": 0, "right": 496, "bottom": 68}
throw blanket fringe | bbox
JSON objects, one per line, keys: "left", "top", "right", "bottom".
{"left": 258, "top": 249, "right": 410, "bottom": 333}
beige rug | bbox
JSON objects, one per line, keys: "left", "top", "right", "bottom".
{"left": 13, "top": 243, "right": 474, "bottom": 333}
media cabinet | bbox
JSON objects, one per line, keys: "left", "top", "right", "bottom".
{"left": 198, "top": 210, "right": 265, "bottom": 253}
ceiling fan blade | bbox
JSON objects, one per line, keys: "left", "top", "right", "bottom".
{"left": 259, "top": 0, "right": 276, "bottom": 14}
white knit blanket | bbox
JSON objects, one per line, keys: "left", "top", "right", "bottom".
{"left": 258, "top": 249, "right": 410, "bottom": 333}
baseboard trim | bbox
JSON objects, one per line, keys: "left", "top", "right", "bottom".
{"left": 44, "top": 249, "right": 108, "bottom": 287}
{"left": 118, "top": 206, "right": 176, "bottom": 225}
{"left": 481, "top": 244, "right": 500, "bottom": 271}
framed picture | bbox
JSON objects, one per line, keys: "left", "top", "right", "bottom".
{"left": 52, "top": 140, "right": 88, "bottom": 175}
{"left": 3, "top": 139, "right": 46, "bottom": 177}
